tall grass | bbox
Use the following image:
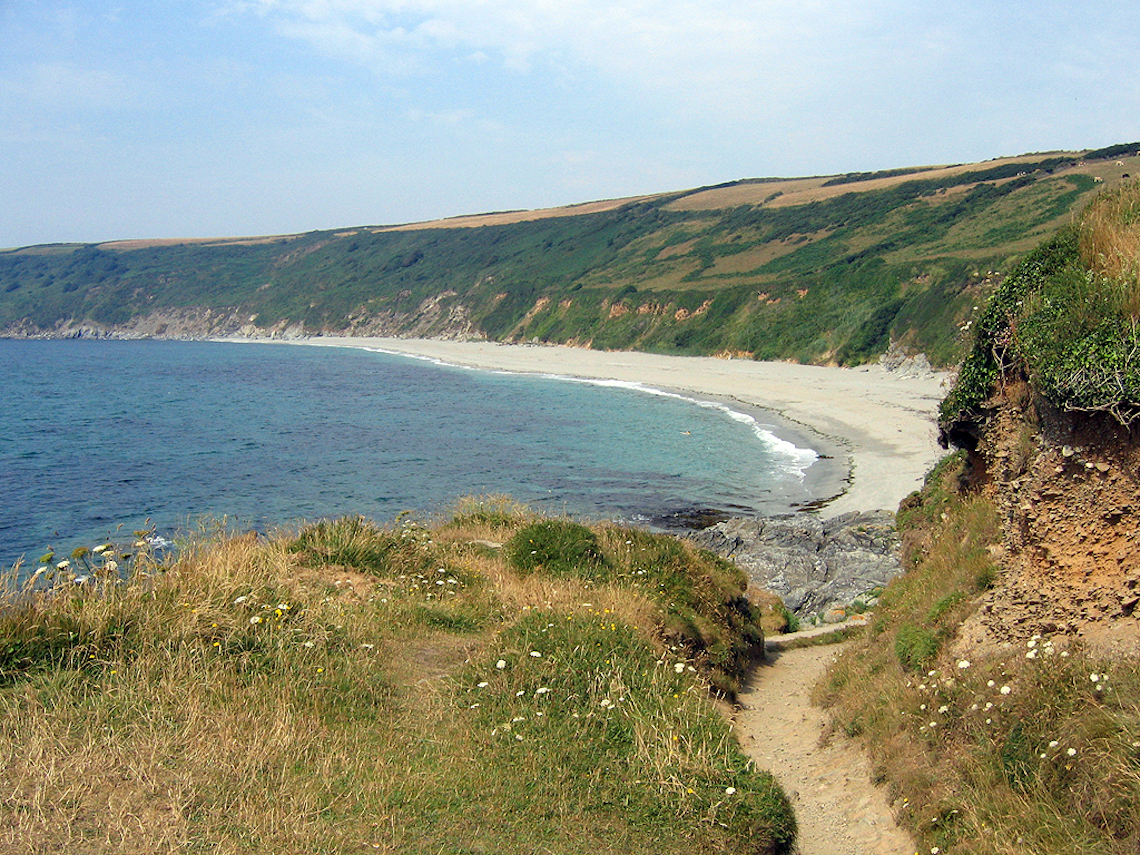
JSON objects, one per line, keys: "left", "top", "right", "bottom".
{"left": 0, "top": 508, "right": 793, "bottom": 854}
{"left": 818, "top": 456, "right": 1140, "bottom": 855}
{"left": 1078, "top": 179, "right": 1140, "bottom": 318}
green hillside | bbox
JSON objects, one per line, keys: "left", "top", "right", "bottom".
{"left": 4, "top": 143, "right": 1138, "bottom": 367}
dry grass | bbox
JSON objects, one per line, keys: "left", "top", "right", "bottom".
{"left": 0, "top": 508, "right": 793, "bottom": 855}
{"left": 1078, "top": 179, "right": 1140, "bottom": 317}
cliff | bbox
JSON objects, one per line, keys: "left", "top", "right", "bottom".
{"left": 814, "top": 181, "right": 1140, "bottom": 854}
{"left": 945, "top": 381, "right": 1140, "bottom": 656}
{"left": 936, "top": 180, "right": 1140, "bottom": 655}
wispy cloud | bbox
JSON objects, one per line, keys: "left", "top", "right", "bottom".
{"left": 227, "top": 1, "right": 876, "bottom": 90}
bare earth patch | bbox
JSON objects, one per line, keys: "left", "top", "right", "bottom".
{"left": 954, "top": 385, "right": 1140, "bottom": 659}
{"left": 733, "top": 642, "right": 915, "bottom": 855}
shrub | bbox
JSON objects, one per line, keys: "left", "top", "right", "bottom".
{"left": 289, "top": 514, "right": 437, "bottom": 577}
{"left": 446, "top": 494, "right": 528, "bottom": 529}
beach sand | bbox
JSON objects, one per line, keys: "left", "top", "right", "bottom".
{"left": 290, "top": 337, "right": 951, "bottom": 518}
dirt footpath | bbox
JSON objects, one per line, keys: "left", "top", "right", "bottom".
{"left": 733, "top": 642, "right": 916, "bottom": 855}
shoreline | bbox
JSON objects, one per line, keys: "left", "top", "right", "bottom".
{"left": 266, "top": 336, "right": 951, "bottom": 518}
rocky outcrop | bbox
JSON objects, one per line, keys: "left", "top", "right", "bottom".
{"left": 0, "top": 291, "right": 483, "bottom": 343}
{"left": 879, "top": 342, "right": 935, "bottom": 379}
{"left": 692, "top": 510, "right": 901, "bottom": 618}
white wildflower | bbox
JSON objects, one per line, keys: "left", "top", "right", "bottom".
{"left": 529, "top": 651, "right": 542, "bottom": 658}
{"left": 1000, "top": 685, "right": 1011, "bottom": 695}
{"left": 957, "top": 660, "right": 971, "bottom": 669}
{"left": 496, "top": 659, "right": 507, "bottom": 670}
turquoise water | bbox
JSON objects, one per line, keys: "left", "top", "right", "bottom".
{"left": 0, "top": 340, "right": 823, "bottom": 568}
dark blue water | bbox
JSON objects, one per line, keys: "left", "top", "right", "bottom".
{"left": 0, "top": 340, "right": 822, "bottom": 569}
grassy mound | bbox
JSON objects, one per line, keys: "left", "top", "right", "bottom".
{"left": 0, "top": 508, "right": 793, "bottom": 854}
{"left": 817, "top": 456, "right": 1140, "bottom": 855}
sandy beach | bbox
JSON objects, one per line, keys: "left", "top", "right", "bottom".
{"left": 289, "top": 337, "right": 951, "bottom": 518}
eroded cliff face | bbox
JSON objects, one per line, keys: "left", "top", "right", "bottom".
{"left": 953, "top": 380, "right": 1140, "bottom": 656}
{"left": 0, "top": 291, "right": 482, "bottom": 342}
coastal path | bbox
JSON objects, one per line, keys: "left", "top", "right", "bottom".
{"left": 733, "top": 636, "right": 916, "bottom": 855}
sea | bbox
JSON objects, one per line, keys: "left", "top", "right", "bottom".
{"left": 0, "top": 339, "right": 827, "bottom": 571}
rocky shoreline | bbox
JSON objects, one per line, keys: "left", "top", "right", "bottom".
{"left": 690, "top": 509, "right": 901, "bottom": 621}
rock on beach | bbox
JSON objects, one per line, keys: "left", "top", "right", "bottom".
{"left": 691, "top": 510, "right": 901, "bottom": 617}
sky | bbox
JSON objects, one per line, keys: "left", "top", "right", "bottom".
{"left": 3, "top": 1, "right": 1139, "bottom": 248}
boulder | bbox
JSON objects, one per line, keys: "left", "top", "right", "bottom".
{"left": 690, "top": 510, "right": 901, "bottom": 617}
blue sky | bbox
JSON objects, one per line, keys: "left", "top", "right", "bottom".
{"left": 3, "top": 0, "right": 1139, "bottom": 248}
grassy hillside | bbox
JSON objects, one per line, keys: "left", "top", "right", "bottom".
{"left": 3, "top": 143, "right": 1138, "bottom": 367}
{"left": 0, "top": 501, "right": 796, "bottom": 854}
